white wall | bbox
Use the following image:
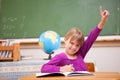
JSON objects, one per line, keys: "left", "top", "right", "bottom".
{"left": 20, "top": 46, "right": 120, "bottom": 73}
{"left": 85, "top": 47, "right": 120, "bottom": 72}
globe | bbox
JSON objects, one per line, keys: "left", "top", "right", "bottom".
{"left": 39, "top": 31, "right": 61, "bottom": 59}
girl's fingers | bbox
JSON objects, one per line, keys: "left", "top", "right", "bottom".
{"left": 70, "top": 64, "right": 74, "bottom": 71}
{"left": 105, "top": 10, "right": 110, "bottom": 16}
{"left": 100, "top": 6, "right": 109, "bottom": 19}
{"left": 103, "top": 10, "right": 109, "bottom": 18}
{"left": 103, "top": 11, "right": 106, "bottom": 16}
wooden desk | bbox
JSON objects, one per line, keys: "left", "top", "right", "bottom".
{"left": 19, "top": 72, "right": 120, "bottom": 80}
{"left": 0, "top": 78, "right": 8, "bottom": 80}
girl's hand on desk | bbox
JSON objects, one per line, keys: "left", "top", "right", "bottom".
{"left": 60, "top": 64, "right": 75, "bottom": 72}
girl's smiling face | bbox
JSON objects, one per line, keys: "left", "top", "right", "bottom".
{"left": 65, "top": 39, "right": 81, "bottom": 56}
{"left": 64, "top": 27, "right": 84, "bottom": 57}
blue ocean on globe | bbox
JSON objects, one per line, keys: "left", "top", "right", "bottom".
{"left": 39, "top": 31, "right": 61, "bottom": 54}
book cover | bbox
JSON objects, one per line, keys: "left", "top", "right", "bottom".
{"left": 36, "top": 71, "right": 93, "bottom": 77}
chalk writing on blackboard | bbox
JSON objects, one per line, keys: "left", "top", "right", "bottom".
{"left": 1, "top": 16, "right": 26, "bottom": 39}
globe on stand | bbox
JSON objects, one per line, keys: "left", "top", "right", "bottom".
{"left": 39, "top": 31, "right": 61, "bottom": 59}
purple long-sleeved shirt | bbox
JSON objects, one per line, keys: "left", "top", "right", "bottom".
{"left": 41, "top": 26, "right": 102, "bottom": 73}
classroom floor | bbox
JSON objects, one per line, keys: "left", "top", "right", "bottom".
{"left": 0, "top": 59, "right": 49, "bottom": 80}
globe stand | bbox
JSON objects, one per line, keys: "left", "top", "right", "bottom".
{"left": 44, "top": 52, "right": 54, "bottom": 60}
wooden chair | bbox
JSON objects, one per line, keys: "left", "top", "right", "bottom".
{"left": 86, "top": 62, "right": 95, "bottom": 72}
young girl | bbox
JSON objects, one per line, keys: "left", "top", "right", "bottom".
{"left": 41, "top": 6, "right": 109, "bottom": 73}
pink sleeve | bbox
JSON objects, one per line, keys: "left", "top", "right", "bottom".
{"left": 41, "top": 54, "right": 62, "bottom": 73}
{"left": 41, "top": 64, "right": 60, "bottom": 73}
{"left": 78, "top": 26, "right": 102, "bottom": 58}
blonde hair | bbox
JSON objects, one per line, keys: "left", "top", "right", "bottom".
{"left": 64, "top": 27, "right": 84, "bottom": 46}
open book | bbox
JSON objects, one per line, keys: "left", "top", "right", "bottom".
{"left": 36, "top": 71, "right": 93, "bottom": 77}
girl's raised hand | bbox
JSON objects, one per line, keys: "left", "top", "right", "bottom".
{"left": 98, "top": 6, "right": 110, "bottom": 29}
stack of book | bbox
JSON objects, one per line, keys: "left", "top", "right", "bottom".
{"left": 0, "top": 40, "right": 15, "bottom": 58}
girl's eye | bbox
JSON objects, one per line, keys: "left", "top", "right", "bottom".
{"left": 71, "top": 42, "right": 80, "bottom": 46}
{"left": 70, "top": 42, "right": 74, "bottom": 45}
{"left": 76, "top": 44, "right": 80, "bottom": 47}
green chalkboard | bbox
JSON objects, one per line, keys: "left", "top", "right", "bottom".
{"left": 0, "top": 0, "right": 120, "bottom": 39}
